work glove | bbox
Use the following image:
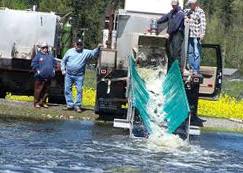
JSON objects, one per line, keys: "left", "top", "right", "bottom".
{"left": 165, "top": 33, "right": 170, "bottom": 39}
{"left": 200, "top": 34, "right": 205, "bottom": 43}
{"left": 97, "top": 43, "right": 104, "bottom": 49}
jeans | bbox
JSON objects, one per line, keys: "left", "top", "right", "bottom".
{"left": 64, "top": 74, "right": 84, "bottom": 108}
{"left": 188, "top": 38, "right": 202, "bottom": 73}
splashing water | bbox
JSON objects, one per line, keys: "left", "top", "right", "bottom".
{"left": 137, "top": 67, "right": 186, "bottom": 149}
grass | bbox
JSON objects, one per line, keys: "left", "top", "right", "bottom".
{"left": 201, "top": 127, "right": 243, "bottom": 134}
{"left": 83, "top": 69, "right": 96, "bottom": 89}
{"left": 0, "top": 103, "right": 98, "bottom": 121}
{"left": 221, "top": 79, "right": 243, "bottom": 100}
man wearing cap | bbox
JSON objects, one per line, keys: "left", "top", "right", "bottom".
{"left": 157, "top": 0, "right": 185, "bottom": 71}
{"left": 61, "top": 38, "right": 102, "bottom": 112}
{"left": 184, "top": 0, "right": 206, "bottom": 74}
{"left": 185, "top": 0, "right": 207, "bottom": 126}
{"left": 31, "top": 42, "right": 57, "bottom": 108}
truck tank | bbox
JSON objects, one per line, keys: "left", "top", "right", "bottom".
{"left": 0, "top": 8, "right": 65, "bottom": 103}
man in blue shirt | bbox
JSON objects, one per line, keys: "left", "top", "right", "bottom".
{"left": 61, "top": 38, "right": 102, "bottom": 112}
{"left": 157, "top": 0, "right": 185, "bottom": 71}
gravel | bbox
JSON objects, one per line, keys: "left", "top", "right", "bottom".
{"left": 202, "top": 116, "right": 243, "bottom": 131}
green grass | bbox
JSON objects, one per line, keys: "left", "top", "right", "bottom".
{"left": 83, "top": 69, "right": 96, "bottom": 89}
{"left": 0, "top": 104, "right": 98, "bottom": 121}
{"left": 201, "top": 127, "right": 243, "bottom": 134}
{"left": 222, "top": 80, "right": 243, "bottom": 100}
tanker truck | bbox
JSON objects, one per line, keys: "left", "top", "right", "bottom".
{"left": 0, "top": 8, "right": 72, "bottom": 103}
{"left": 95, "top": 0, "right": 222, "bottom": 137}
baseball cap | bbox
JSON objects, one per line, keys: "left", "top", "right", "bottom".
{"left": 75, "top": 38, "right": 83, "bottom": 45}
{"left": 171, "top": 0, "right": 179, "bottom": 5}
{"left": 187, "top": 0, "right": 197, "bottom": 3}
{"left": 40, "top": 42, "right": 48, "bottom": 48}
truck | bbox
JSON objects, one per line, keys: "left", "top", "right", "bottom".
{"left": 0, "top": 8, "right": 71, "bottom": 103}
{"left": 95, "top": 0, "right": 222, "bottom": 137}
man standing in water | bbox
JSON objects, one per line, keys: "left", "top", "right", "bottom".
{"left": 184, "top": 0, "right": 206, "bottom": 74}
{"left": 61, "top": 38, "right": 102, "bottom": 113}
{"left": 157, "top": 0, "right": 185, "bottom": 71}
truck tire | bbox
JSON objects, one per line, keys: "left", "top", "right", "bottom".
{"left": 0, "top": 89, "right": 6, "bottom": 99}
{"left": 48, "top": 95, "right": 66, "bottom": 104}
{"left": 0, "top": 78, "right": 6, "bottom": 98}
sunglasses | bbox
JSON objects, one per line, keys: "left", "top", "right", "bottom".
{"left": 76, "top": 43, "right": 83, "bottom": 46}
{"left": 41, "top": 47, "right": 48, "bottom": 49}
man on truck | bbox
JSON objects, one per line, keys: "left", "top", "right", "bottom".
{"left": 184, "top": 0, "right": 206, "bottom": 74}
{"left": 61, "top": 38, "right": 102, "bottom": 113}
{"left": 157, "top": 0, "right": 185, "bottom": 71}
{"left": 184, "top": 0, "right": 207, "bottom": 126}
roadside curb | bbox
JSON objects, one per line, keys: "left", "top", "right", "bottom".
{"left": 229, "top": 118, "right": 243, "bottom": 124}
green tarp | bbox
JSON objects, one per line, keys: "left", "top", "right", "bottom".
{"left": 129, "top": 56, "right": 190, "bottom": 134}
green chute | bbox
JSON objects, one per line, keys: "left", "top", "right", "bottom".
{"left": 128, "top": 56, "right": 190, "bottom": 134}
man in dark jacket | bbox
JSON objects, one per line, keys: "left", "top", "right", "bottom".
{"left": 157, "top": 0, "right": 184, "bottom": 71}
{"left": 31, "top": 42, "right": 57, "bottom": 108}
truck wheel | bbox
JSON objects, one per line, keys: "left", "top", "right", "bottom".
{"left": 0, "top": 89, "right": 6, "bottom": 99}
{"left": 48, "top": 95, "right": 66, "bottom": 104}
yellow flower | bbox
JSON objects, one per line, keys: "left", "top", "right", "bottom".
{"left": 199, "top": 94, "right": 243, "bottom": 119}
{"left": 6, "top": 90, "right": 243, "bottom": 119}
{"left": 6, "top": 86, "right": 97, "bottom": 107}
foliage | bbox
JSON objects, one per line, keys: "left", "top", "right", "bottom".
{"left": 6, "top": 93, "right": 34, "bottom": 102}
{"left": 222, "top": 80, "right": 243, "bottom": 100}
{"left": 6, "top": 86, "right": 96, "bottom": 107}
{"left": 72, "top": 86, "right": 96, "bottom": 107}
{"left": 71, "top": 0, "right": 108, "bottom": 48}
{"left": 200, "top": 0, "right": 243, "bottom": 70}
{"left": 39, "top": 0, "right": 71, "bottom": 14}
{"left": 0, "top": 0, "right": 30, "bottom": 9}
{"left": 1, "top": 0, "right": 124, "bottom": 49}
{"left": 198, "top": 94, "right": 243, "bottom": 119}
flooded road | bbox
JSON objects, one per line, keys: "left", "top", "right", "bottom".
{"left": 0, "top": 119, "right": 243, "bottom": 173}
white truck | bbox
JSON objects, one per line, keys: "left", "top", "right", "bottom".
{"left": 95, "top": 0, "right": 222, "bottom": 136}
{"left": 0, "top": 8, "right": 67, "bottom": 103}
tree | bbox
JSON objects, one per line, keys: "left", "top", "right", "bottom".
{"left": 201, "top": 0, "right": 243, "bottom": 70}
{"left": 39, "top": 0, "right": 71, "bottom": 14}
{"left": 0, "top": 0, "right": 28, "bottom": 9}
